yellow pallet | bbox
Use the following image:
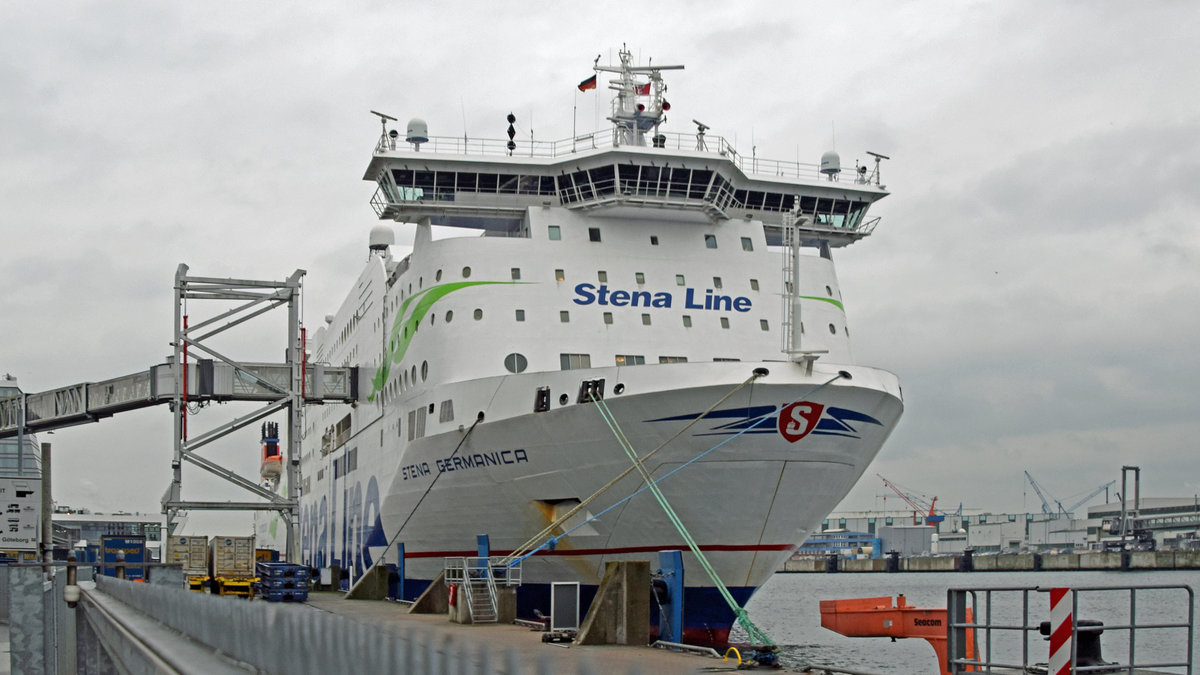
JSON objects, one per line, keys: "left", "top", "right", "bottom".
{"left": 187, "top": 576, "right": 209, "bottom": 592}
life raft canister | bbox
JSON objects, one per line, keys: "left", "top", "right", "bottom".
{"left": 448, "top": 583, "right": 457, "bottom": 607}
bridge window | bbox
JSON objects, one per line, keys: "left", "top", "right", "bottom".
{"left": 615, "top": 354, "right": 645, "bottom": 366}
{"left": 659, "top": 356, "right": 688, "bottom": 364}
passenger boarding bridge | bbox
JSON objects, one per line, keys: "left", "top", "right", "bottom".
{"left": 0, "top": 361, "right": 357, "bottom": 438}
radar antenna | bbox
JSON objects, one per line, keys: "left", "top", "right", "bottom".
{"left": 370, "top": 110, "right": 399, "bottom": 150}
{"left": 693, "top": 119, "right": 709, "bottom": 151}
{"left": 865, "top": 151, "right": 890, "bottom": 187}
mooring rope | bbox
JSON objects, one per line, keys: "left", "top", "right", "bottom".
{"left": 500, "top": 372, "right": 764, "bottom": 565}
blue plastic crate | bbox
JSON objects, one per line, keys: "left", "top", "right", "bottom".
{"left": 258, "top": 587, "right": 308, "bottom": 603}
{"left": 257, "top": 576, "right": 307, "bottom": 590}
{"left": 255, "top": 562, "right": 310, "bottom": 579}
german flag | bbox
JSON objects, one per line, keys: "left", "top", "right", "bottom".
{"left": 577, "top": 74, "right": 597, "bottom": 92}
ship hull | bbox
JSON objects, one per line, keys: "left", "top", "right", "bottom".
{"left": 293, "top": 360, "right": 902, "bottom": 644}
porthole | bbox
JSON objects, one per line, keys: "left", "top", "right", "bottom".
{"left": 421, "top": 361, "right": 428, "bottom": 381}
{"left": 825, "top": 285, "right": 833, "bottom": 296}
{"left": 462, "top": 266, "right": 472, "bottom": 278}
{"left": 419, "top": 277, "right": 423, "bottom": 288}
{"left": 436, "top": 269, "right": 443, "bottom": 281}
{"left": 828, "top": 323, "right": 837, "bottom": 335}
{"left": 445, "top": 310, "right": 454, "bottom": 323}
{"left": 559, "top": 393, "right": 570, "bottom": 405}
{"left": 411, "top": 365, "right": 417, "bottom": 382}
{"left": 474, "top": 308, "right": 483, "bottom": 320}
{"left": 504, "top": 353, "right": 528, "bottom": 373}
{"left": 614, "top": 383, "right": 626, "bottom": 395}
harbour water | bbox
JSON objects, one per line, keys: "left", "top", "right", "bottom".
{"left": 734, "top": 570, "right": 1199, "bottom": 673}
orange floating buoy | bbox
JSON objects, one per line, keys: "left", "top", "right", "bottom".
{"left": 819, "top": 594, "right": 974, "bottom": 674}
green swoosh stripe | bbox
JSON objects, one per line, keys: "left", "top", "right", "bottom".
{"left": 798, "top": 295, "right": 844, "bottom": 312}
{"left": 369, "top": 281, "right": 522, "bottom": 399}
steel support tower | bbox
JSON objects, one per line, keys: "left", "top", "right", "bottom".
{"left": 162, "top": 264, "right": 306, "bottom": 562}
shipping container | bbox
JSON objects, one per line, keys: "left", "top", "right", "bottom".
{"left": 101, "top": 535, "right": 146, "bottom": 580}
{"left": 209, "top": 535, "right": 255, "bottom": 579}
{"left": 166, "top": 535, "right": 208, "bottom": 577}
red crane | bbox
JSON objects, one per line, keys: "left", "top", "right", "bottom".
{"left": 877, "top": 474, "right": 943, "bottom": 525}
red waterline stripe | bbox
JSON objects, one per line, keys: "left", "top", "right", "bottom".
{"left": 402, "top": 543, "right": 795, "bottom": 559}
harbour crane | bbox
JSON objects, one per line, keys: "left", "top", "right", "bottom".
{"left": 1025, "top": 471, "right": 1117, "bottom": 519}
{"left": 877, "top": 474, "right": 943, "bottom": 525}
{"left": 1024, "top": 470, "right": 1060, "bottom": 518}
{"left": 1062, "top": 480, "right": 1116, "bottom": 516}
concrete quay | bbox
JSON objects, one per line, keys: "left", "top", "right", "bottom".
{"left": 782, "top": 550, "right": 1200, "bottom": 573}
{"left": 304, "top": 591, "right": 726, "bottom": 674}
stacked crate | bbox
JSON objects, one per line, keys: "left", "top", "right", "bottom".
{"left": 255, "top": 562, "right": 310, "bottom": 602}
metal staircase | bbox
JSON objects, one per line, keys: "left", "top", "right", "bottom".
{"left": 444, "top": 557, "right": 522, "bottom": 624}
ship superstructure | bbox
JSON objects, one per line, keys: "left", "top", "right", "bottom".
{"left": 271, "top": 47, "right": 903, "bottom": 645}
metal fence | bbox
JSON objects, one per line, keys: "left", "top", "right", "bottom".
{"left": 5, "top": 564, "right": 641, "bottom": 674}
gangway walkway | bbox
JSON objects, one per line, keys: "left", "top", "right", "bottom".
{"left": 0, "top": 361, "right": 358, "bottom": 439}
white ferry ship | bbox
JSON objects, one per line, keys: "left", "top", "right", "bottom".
{"left": 261, "top": 47, "right": 903, "bottom": 645}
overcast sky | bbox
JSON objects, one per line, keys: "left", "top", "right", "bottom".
{"left": 2, "top": 2, "right": 1198, "bottom": 532}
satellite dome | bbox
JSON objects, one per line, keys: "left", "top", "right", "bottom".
{"left": 820, "top": 150, "right": 841, "bottom": 175}
{"left": 369, "top": 225, "right": 395, "bottom": 250}
{"left": 406, "top": 118, "right": 429, "bottom": 145}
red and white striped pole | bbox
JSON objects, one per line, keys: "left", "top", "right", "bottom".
{"left": 1048, "top": 587, "right": 1074, "bottom": 675}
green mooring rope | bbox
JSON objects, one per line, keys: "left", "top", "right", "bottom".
{"left": 592, "top": 396, "right": 775, "bottom": 647}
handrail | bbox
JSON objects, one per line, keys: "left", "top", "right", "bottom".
{"left": 373, "top": 129, "right": 861, "bottom": 183}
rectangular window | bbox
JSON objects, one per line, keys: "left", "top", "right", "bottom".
{"left": 675, "top": 274, "right": 685, "bottom": 286}
{"left": 439, "top": 400, "right": 455, "bottom": 423}
{"left": 635, "top": 272, "right": 645, "bottom": 284}
{"left": 511, "top": 268, "right": 521, "bottom": 280}
{"left": 720, "top": 317, "right": 730, "bottom": 329}
{"left": 615, "top": 354, "right": 645, "bottom": 366}
{"left": 588, "top": 227, "right": 602, "bottom": 242}
{"left": 750, "top": 279, "right": 759, "bottom": 291}
{"left": 548, "top": 225, "right": 561, "bottom": 240}
{"left": 598, "top": 270, "right": 607, "bottom": 282}
{"left": 650, "top": 235, "right": 659, "bottom": 245}
{"left": 713, "top": 357, "right": 741, "bottom": 362}
{"left": 682, "top": 315, "right": 692, "bottom": 327}
{"left": 603, "top": 312, "right": 613, "bottom": 325}
{"left": 560, "top": 310, "right": 570, "bottom": 322}
{"left": 704, "top": 234, "right": 717, "bottom": 249}
{"left": 713, "top": 276, "right": 722, "bottom": 289}
{"left": 741, "top": 237, "right": 753, "bottom": 251}
{"left": 515, "top": 309, "right": 525, "bottom": 321}
{"left": 760, "top": 319, "right": 769, "bottom": 331}
{"left": 555, "top": 269, "right": 565, "bottom": 281}
{"left": 560, "top": 353, "right": 591, "bottom": 370}
{"left": 659, "top": 356, "right": 688, "bottom": 364}
{"left": 641, "top": 313, "right": 651, "bottom": 325}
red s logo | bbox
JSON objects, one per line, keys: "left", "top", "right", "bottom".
{"left": 777, "top": 401, "right": 824, "bottom": 443}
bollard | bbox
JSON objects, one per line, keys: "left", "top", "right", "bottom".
{"left": 825, "top": 553, "right": 839, "bottom": 573}
{"left": 116, "top": 551, "right": 126, "bottom": 580}
{"left": 958, "top": 548, "right": 974, "bottom": 572}
{"left": 65, "top": 555, "right": 81, "bottom": 608}
{"left": 885, "top": 550, "right": 900, "bottom": 573}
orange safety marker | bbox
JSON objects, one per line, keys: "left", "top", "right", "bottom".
{"left": 819, "top": 595, "right": 974, "bottom": 674}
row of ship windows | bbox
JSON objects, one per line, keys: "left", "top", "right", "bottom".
{"left": 386, "top": 230, "right": 764, "bottom": 308}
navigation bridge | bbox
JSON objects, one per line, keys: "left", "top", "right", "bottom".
{"left": 0, "top": 361, "right": 358, "bottom": 438}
